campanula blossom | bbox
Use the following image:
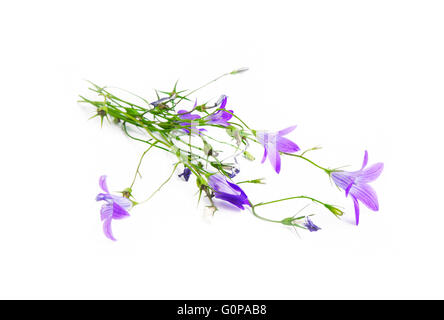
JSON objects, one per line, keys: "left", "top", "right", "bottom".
{"left": 331, "top": 151, "right": 383, "bottom": 225}
{"left": 207, "top": 95, "right": 233, "bottom": 127}
{"left": 256, "top": 126, "right": 300, "bottom": 174}
{"left": 304, "top": 217, "right": 321, "bottom": 232}
{"left": 178, "top": 167, "right": 192, "bottom": 181}
{"left": 208, "top": 173, "right": 250, "bottom": 210}
{"left": 96, "top": 175, "right": 132, "bottom": 241}
{"left": 177, "top": 100, "right": 206, "bottom": 134}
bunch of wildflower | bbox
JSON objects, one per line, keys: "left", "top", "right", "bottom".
{"left": 80, "top": 68, "right": 383, "bottom": 241}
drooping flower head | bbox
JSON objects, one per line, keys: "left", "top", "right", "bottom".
{"left": 178, "top": 167, "right": 192, "bottom": 181}
{"left": 304, "top": 217, "right": 321, "bottom": 232}
{"left": 256, "top": 126, "right": 300, "bottom": 174}
{"left": 96, "top": 175, "right": 132, "bottom": 241}
{"left": 207, "top": 95, "right": 233, "bottom": 127}
{"left": 208, "top": 173, "right": 250, "bottom": 210}
{"left": 331, "top": 151, "right": 383, "bottom": 225}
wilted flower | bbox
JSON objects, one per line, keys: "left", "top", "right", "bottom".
{"left": 256, "top": 126, "right": 300, "bottom": 173}
{"left": 178, "top": 167, "right": 192, "bottom": 181}
{"left": 208, "top": 173, "right": 250, "bottom": 210}
{"left": 96, "top": 175, "right": 132, "bottom": 241}
{"left": 331, "top": 151, "right": 383, "bottom": 225}
{"left": 228, "top": 167, "right": 240, "bottom": 178}
{"left": 304, "top": 217, "right": 321, "bottom": 232}
{"left": 151, "top": 93, "right": 176, "bottom": 107}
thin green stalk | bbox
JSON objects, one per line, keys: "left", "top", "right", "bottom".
{"left": 130, "top": 142, "right": 158, "bottom": 189}
{"left": 138, "top": 163, "right": 180, "bottom": 204}
{"left": 122, "top": 123, "right": 171, "bottom": 153}
{"left": 254, "top": 195, "right": 326, "bottom": 208}
{"left": 200, "top": 132, "right": 240, "bottom": 150}
{"left": 237, "top": 179, "right": 265, "bottom": 185}
{"left": 183, "top": 72, "right": 230, "bottom": 99}
{"left": 249, "top": 201, "right": 283, "bottom": 224}
{"left": 223, "top": 110, "right": 252, "bottom": 131}
{"left": 282, "top": 153, "right": 331, "bottom": 174}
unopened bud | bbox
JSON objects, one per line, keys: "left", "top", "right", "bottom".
{"left": 324, "top": 204, "right": 344, "bottom": 217}
{"left": 230, "top": 67, "right": 249, "bottom": 75}
{"left": 243, "top": 151, "right": 255, "bottom": 161}
{"left": 249, "top": 178, "right": 265, "bottom": 184}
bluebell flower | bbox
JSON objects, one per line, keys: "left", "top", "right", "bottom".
{"left": 256, "top": 126, "right": 300, "bottom": 174}
{"left": 177, "top": 100, "right": 206, "bottom": 134}
{"left": 208, "top": 173, "right": 250, "bottom": 210}
{"left": 96, "top": 175, "right": 132, "bottom": 241}
{"left": 331, "top": 151, "right": 383, "bottom": 225}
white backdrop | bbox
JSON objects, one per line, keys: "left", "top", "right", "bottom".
{"left": 1, "top": 1, "right": 443, "bottom": 299}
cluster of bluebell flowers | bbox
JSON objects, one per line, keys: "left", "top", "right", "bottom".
{"left": 82, "top": 69, "right": 383, "bottom": 241}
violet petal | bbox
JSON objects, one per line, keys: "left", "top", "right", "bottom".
{"left": 349, "top": 183, "right": 379, "bottom": 211}
{"left": 99, "top": 175, "right": 109, "bottom": 193}
{"left": 361, "top": 150, "right": 369, "bottom": 169}
{"left": 352, "top": 195, "right": 360, "bottom": 225}
{"left": 357, "top": 163, "right": 384, "bottom": 183}
{"left": 103, "top": 218, "right": 116, "bottom": 241}
{"left": 278, "top": 125, "right": 297, "bottom": 136}
{"left": 276, "top": 136, "right": 300, "bottom": 153}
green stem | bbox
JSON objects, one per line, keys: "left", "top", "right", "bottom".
{"left": 254, "top": 195, "right": 326, "bottom": 208}
{"left": 237, "top": 179, "right": 264, "bottom": 185}
{"left": 249, "top": 201, "right": 282, "bottom": 224}
{"left": 129, "top": 142, "right": 158, "bottom": 189}
{"left": 138, "top": 163, "right": 180, "bottom": 204}
{"left": 200, "top": 132, "right": 240, "bottom": 150}
{"left": 183, "top": 72, "right": 230, "bottom": 99}
{"left": 283, "top": 153, "right": 331, "bottom": 174}
{"left": 225, "top": 110, "right": 252, "bottom": 131}
{"left": 122, "top": 123, "right": 171, "bottom": 153}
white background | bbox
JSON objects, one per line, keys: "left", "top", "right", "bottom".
{"left": 1, "top": 1, "right": 443, "bottom": 299}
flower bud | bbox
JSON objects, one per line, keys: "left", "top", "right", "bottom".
{"left": 243, "top": 151, "right": 255, "bottom": 161}
{"left": 249, "top": 178, "right": 265, "bottom": 184}
{"left": 324, "top": 204, "right": 344, "bottom": 217}
{"left": 230, "top": 67, "right": 249, "bottom": 75}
